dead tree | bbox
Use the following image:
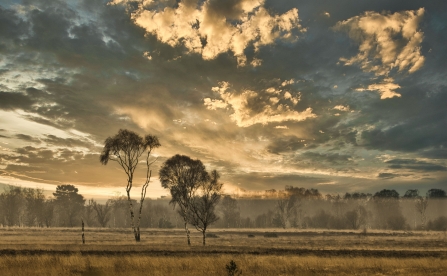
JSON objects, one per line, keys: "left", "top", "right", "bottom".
{"left": 91, "top": 200, "right": 112, "bottom": 227}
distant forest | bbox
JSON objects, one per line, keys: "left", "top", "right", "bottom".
{"left": 0, "top": 185, "right": 446, "bottom": 231}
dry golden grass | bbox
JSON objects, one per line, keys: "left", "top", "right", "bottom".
{"left": 0, "top": 228, "right": 446, "bottom": 275}
{"left": 0, "top": 254, "right": 446, "bottom": 276}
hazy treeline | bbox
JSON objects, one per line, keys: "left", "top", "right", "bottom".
{"left": 0, "top": 185, "right": 178, "bottom": 228}
{"left": 1, "top": 184, "right": 446, "bottom": 231}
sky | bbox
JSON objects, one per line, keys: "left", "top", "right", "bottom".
{"left": 0, "top": 0, "right": 446, "bottom": 199}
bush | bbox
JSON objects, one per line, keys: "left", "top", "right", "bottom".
{"left": 247, "top": 234, "right": 255, "bottom": 238}
{"left": 226, "top": 260, "right": 242, "bottom": 276}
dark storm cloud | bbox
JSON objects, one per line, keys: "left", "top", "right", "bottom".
{"left": 359, "top": 93, "right": 447, "bottom": 152}
{"left": 0, "top": 6, "right": 28, "bottom": 44}
{"left": 1, "top": 145, "right": 127, "bottom": 186}
{"left": 15, "top": 134, "right": 40, "bottom": 142}
{"left": 227, "top": 172, "right": 326, "bottom": 192}
{"left": 0, "top": 92, "right": 34, "bottom": 110}
{"left": 385, "top": 159, "right": 447, "bottom": 172}
{"left": 420, "top": 148, "right": 447, "bottom": 160}
{"left": 267, "top": 135, "right": 306, "bottom": 154}
{"left": 42, "top": 134, "right": 95, "bottom": 149}
{"left": 302, "top": 152, "right": 353, "bottom": 165}
{"left": 377, "top": 173, "right": 401, "bottom": 179}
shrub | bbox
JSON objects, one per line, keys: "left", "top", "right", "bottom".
{"left": 226, "top": 260, "right": 242, "bottom": 276}
{"left": 206, "top": 233, "right": 218, "bottom": 238}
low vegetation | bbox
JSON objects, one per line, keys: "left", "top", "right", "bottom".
{"left": 0, "top": 228, "right": 446, "bottom": 275}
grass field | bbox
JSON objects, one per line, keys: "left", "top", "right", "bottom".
{"left": 0, "top": 228, "right": 446, "bottom": 275}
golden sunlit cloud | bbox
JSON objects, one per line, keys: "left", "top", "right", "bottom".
{"left": 112, "top": 0, "right": 304, "bottom": 66}
{"left": 335, "top": 8, "right": 425, "bottom": 98}
{"left": 205, "top": 81, "right": 316, "bottom": 127}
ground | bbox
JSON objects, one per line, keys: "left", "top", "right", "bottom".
{"left": 0, "top": 228, "right": 446, "bottom": 275}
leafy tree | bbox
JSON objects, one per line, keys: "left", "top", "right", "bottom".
{"left": 159, "top": 154, "right": 209, "bottom": 245}
{"left": 53, "top": 184, "right": 85, "bottom": 227}
{"left": 187, "top": 170, "right": 223, "bottom": 245}
{"left": 0, "top": 186, "right": 26, "bottom": 226}
{"left": 403, "top": 189, "right": 420, "bottom": 198}
{"left": 42, "top": 199, "right": 55, "bottom": 228}
{"left": 23, "top": 188, "right": 45, "bottom": 227}
{"left": 427, "top": 189, "right": 446, "bottom": 198}
{"left": 100, "top": 129, "right": 160, "bottom": 242}
{"left": 374, "top": 189, "right": 400, "bottom": 199}
{"left": 373, "top": 189, "right": 406, "bottom": 230}
{"left": 220, "top": 195, "right": 240, "bottom": 228}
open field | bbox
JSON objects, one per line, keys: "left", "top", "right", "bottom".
{"left": 1, "top": 228, "right": 447, "bottom": 275}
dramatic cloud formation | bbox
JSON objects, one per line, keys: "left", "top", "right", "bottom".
{"left": 112, "top": 0, "right": 304, "bottom": 66}
{"left": 0, "top": 0, "right": 446, "bottom": 198}
{"left": 336, "top": 8, "right": 425, "bottom": 99}
{"left": 204, "top": 81, "right": 315, "bottom": 127}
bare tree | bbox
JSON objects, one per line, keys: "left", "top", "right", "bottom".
{"left": 100, "top": 129, "right": 160, "bottom": 242}
{"left": 415, "top": 196, "right": 429, "bottom": 230}
{"left": 159, "top": 154, "right": 208, "bottom": 245}
{"left": 187, "top": 170, "right": 223, "bottom": 246}
{"left": 91, "top": 199, "right": 112, "bottom": 228}
{"left": 273, "top": 194, "right": 299, "bottom": 229}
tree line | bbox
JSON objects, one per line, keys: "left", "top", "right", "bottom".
{"left": 1, "top": 129, "right": 446, "bottom": 246}
{"left": 0, "top": 184, "right": 446, "bottom": 232}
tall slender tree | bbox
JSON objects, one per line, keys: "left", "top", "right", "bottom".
{"left": 159, "top": 154, "right": 208, "bottom": 245}
{"left": 100, "top": 129, "right": 160, "bottom": 242}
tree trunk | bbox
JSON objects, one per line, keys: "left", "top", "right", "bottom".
{"left": 135, "top": 227, "right": 140, "bottom": 242}
{"left": 202, "top": 230, "right": 206, "bottom": 246}
{"left": 126, "top": 185, "right": 140, "bottom": 242}
{"left": 81, "top": 219, "right": 85, "bottom": 244}
{"left": 184, "top": 220, "right": 191, "bottom": 246}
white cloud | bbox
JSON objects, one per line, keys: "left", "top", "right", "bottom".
{"left": 251, "top": 58, "right": 263, "bottom": 67}
{"left": 333, "top": 105, "right": 350, "bottom": 111}
{"left": 281, "top": 79, "right": 295, "bottom": 86}
{"left": 275, "top": 125, "right": 288, "bottom": 129}
{"left": 114, "top": 0, "right": 304, "bottom": 65}
{"left": 356, "top": 80, "right": 401, "bottom": 99}
{"left": 335, "top": 8, "right": 425, "bottom": 99}
{"left": 205, "top": 82, "right": 315, "bottom": 127}
{"left": 204, "top": 98, "right": 228, "bottom": 110}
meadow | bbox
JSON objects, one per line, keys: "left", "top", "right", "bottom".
{"left": 0, "top": 228, "right": 446, "bottom": 275}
